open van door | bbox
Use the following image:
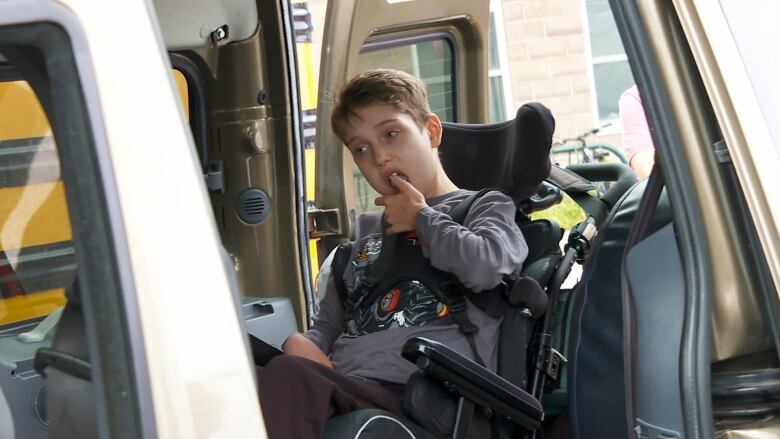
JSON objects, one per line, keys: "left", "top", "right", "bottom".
{"left": 310, "top": 0, "right": 491, "bottom": 261}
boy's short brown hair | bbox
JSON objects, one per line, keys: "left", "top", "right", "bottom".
{"left": 331, "top": 69, "right": 431, "bottom": 142}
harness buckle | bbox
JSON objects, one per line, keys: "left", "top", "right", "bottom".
{"left": 345, "top": 278, "right": 376, "bottom": 312}
{"left": 540, "top": 347, "right": 567, "bottom": 385}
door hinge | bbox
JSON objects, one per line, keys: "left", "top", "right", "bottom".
{"left": 307, "top": 207, "right": 342, "bottom": 238}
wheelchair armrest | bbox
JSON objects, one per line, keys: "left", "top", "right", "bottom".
{"left": 402, "top": 337, "right": 543, "bottom": 430}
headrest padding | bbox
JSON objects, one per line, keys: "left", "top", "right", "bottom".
{"left": 439, "top": 102, "right": 555, "bottom": 202}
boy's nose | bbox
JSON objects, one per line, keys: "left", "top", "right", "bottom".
{"left": 373, "top": 145, "right": 391, "bottom": 166}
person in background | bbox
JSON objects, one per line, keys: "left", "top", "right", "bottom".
{"left": 619, "top": 84, "right": 655, "bottom": 179}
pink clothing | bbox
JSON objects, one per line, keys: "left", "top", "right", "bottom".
{"left": 619, "top": 85, "right": 655, "bottom": 162}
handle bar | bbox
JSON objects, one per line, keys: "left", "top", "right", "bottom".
{"left": 566, "top": 162, "right": 636, "bottom": 208}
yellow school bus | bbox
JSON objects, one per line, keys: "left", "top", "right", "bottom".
{"left": 0, "top": 77, "right": 69, "bottom": 324}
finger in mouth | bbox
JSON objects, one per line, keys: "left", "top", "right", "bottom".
{"left": 388, "top": 172, "right": 408, "bottom": 184}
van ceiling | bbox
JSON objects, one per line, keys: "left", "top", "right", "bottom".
{"left": 153, "top": 0, "right": 259, "bottom": 50}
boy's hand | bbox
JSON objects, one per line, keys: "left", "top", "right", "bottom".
{"left": 375, "top": 174, "right": 427, "bottom": 234}
{"left": 282, "top": 333, "right": 334, "bottom": 369}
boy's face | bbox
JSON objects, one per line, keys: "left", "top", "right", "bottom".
{"left": 341, "top": 104, "right": 442, "bottom": 197}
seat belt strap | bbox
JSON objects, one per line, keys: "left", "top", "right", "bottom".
{"left": 363, "top": 216, "right": 397, "bottom": 284}
{"left": 448, "top": 188, "right": 493, "bottom": 224}
{"left": 345, "top": 217, "right": 397, "bottom": 312}
{"left": 331, "top": 243, "right": 353, "bottom": 306}
{"left": 441, "top": 288, "right": 487, "bottom": 368}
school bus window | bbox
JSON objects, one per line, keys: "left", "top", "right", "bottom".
{"left": 0, "top": 78, "right": 70, "bottom": 327}
{"left": 352, "top": 36, "right": 456, "bottom": 217}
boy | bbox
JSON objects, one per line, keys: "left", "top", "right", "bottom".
{"left": 258, "top": 69, "right": 528, "bottom": 438}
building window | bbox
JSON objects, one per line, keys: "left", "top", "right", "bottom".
{"left": 488, "top": 0, "right": 514, "bottom": 123}
{"left": 584, "top": 0, "right": 635, "bottom": 123}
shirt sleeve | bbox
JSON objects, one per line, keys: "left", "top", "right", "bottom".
{"left": 303, "top": 273, "right": 344, "bottom": 355}
{"left": 619, "top": 85, "right": 656, "bottom": 162}
{"left": 414, "top": 191, "right": 528, "bottom": 292}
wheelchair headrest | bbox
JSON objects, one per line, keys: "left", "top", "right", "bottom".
{"left": 439, "top": 102, "right": 555, "bottom": 202}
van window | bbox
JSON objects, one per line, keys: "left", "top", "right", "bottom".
{"left": 0, "top": 77, "right": 70, "bottom": 327}
{"left": 1, "top": 21, "right": 142, "bottom": 436}
{"left": 0, "top": 67, "right": 194, "bottom": 329}
{"left": 358, "top": 37, "right": 456, "bottom": 122}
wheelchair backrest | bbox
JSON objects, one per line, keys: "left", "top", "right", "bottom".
{"left": 439, "top": 102, "right": 560, "bottom": 393}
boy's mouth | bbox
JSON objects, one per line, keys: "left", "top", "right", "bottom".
{"left": 387, "top": 172, "right": 408, "bottom": 185}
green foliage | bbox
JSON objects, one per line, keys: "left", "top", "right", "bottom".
{"left": 530, "top": 193, "right": 587, "bottom": 230}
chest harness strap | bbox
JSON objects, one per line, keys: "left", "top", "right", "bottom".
{"left": 332, "top": 189, "right": 506, "bottom": 368}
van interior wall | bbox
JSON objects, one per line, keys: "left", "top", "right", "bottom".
{"left": 183, "top": 4, "right": 307, "bottom": 329}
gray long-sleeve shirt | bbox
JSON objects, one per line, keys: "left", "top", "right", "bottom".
{"left": 305, "top": 189, "right": 528, "bottom": 383}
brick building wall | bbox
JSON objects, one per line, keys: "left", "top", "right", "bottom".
{"left": 501, "top": 0, "right": 600, "bottom": 142}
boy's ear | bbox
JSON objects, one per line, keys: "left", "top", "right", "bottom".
{"left": 426, "top": 113, "right": 443, "bottom": 149}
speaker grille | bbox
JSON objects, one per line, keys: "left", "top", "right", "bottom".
{"left": 235, "top": 188, "right": 271, "bottom": 224}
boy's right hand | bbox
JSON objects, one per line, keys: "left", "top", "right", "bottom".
{"left": 282, "top": 333, "right": 334, "bottom": 369}
{"left": 375, "top": 174, "right": 427, "bottom": 234}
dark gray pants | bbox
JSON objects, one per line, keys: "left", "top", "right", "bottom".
{"left": 257, "top": 355, "right": 404, "bottom": 439}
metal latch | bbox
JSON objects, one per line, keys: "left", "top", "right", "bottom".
{"left": 713, "top": 139, "right": 731, "bottom": 163}
{"left": 205, "top": 160, "right": 225, "bottom": 193}
{"left": 210, "top": 25, "right": 230, "bottom": 47}
{"left": 539, "top": 346, "right": 567, "bottom": 385}
{"left": 307, "top": 207, "right": 342, "bottom": 238}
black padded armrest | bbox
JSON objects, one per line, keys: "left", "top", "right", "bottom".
{"left": 402, "top": 337, "right": 543, "bottom": 429}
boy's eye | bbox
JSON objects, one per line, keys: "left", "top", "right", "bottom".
{"left": 386, "top": 130, "right": 399, "bottom": 138}
{"left": 354, "top": 145, "right": 368, "bottom": 154}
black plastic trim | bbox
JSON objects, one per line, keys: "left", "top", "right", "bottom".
{"left": 280, "top": 0, "right": 316, "bottom": 324}
{"left": 169, "top": 53, "right": 209, "bottom": 171}
{"left": 610, "top": 1, "right": 715, "bottom": 437}
{"left": 0, "top": 62, "right": 22, "bottom": 81}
